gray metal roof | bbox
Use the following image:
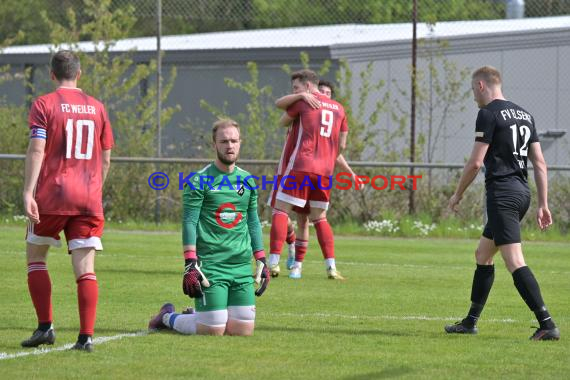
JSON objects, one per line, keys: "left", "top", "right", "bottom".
{"left": 3, "top": 16, "right": 570, "bottom": 55}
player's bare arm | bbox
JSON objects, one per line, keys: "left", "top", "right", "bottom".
{"left": 23, "top": 137, "right": 46, "bottom": 224}
{"left": 102, "top": 149, "right": 111, "bottom": 184}
{"left": 275, "top": 93, "right": 320, "bottom": 110}
{"left": 336, "top": 154, "right": 364, "bottom": 190}
{"left": 448, "top": 141, "right": 489, "bottom": 212}
{"left": 528, "top": 142, "right": 552, "bottom": 230}
{"left": 335, "top": 154, "right": 352, "bottom": 174}
{"left": 338, "top": 131, "right": 348, "bottom": 153}
{"left": 279, "top": 112, "right": 295, "bottom": 127}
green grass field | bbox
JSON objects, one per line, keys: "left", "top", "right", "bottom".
{"left": 0, "top": 225, "right": 568, "bottom": 379}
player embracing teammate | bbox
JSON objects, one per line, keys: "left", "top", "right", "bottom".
{"left": 267, "top": 70, "right": 349, "bottom": 280}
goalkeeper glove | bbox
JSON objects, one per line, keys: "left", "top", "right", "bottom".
{"left": 253, "top": 250, "right": 270, "bottom": 297}
{"left": 182, "top": 250, "right": 209, "bottom": 298}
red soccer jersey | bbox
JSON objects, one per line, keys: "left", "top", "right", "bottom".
{"left": 28, "top": 87, "right": 114, "bottom": 216}
{"left": 284, "top": 92, "right": 348, "bottom": 177}
{"left": 275, "top": 121, "right": 301, "bottom": 177}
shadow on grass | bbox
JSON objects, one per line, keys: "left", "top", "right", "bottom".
{"left": 0, "top": 326, "right": 141, "bottom": 334}
{"left": 256, "top": 325, "right": 412, "bottom": 337}
{"left": 0, "top": 328, "right": 144, "bottom": 351}
{"left": 342, "top": 366, "right": 414, "bottom": 379}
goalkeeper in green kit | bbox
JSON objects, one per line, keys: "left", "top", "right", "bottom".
{"left": 148, "top": 119, "right": 270, "bottom": 336}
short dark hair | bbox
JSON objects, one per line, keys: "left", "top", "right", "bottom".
{"left": 318, "top": 79, "right": 335, "bottom": 98}
{"left": 50, "top": 50, "right": 81, "bottom": 81}
{"left": 212, "top": 118, "right": 240, "bottom": 142}
{"left": 291, "top": 69, "right": 318, "bottom": 86}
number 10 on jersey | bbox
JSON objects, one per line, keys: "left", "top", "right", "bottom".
{"left": 66, "top": 118, "right": 95, "bottom": 160}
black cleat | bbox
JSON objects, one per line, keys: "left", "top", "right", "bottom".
{"left": 530, "top": 327, "right": 560, "bottom": 341}
{"left": 71, "top": 337, "right": 94, "bottom": 352}
{"left": 21, "top": 328, "right": 56, "bottom": 347}
{"left": 444, "top": 320, "right": 478, "bottom": 335}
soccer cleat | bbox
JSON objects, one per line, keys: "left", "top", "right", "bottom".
{"left": 71, "top": 337, "right": 93, "bottom": 352}
{"left": 286, "top": 244, "right": 296, "bottom": 270}
{"left": 289, "top": 266, "right": 302, "bottom": 279}
{"left": 530, "top": 327, "right": 560, "bottom": 341}
{"left": 444, "top": 320, "right": 478, "bottom": 334}
{"left": 148, "top": 303, "right": 175, "bottom": 330}
{"left": 269, "top": 264, "right": 281, "bottom": 278}
{"left": 21, "top": 328, "right": 56, "bottom": 348}
{"left": 326, "top": 267, "right": 345, "bottom": 280}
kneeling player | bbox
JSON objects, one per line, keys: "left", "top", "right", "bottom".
{"left": 149, "top": 119, "right": 269, "bottom": 336}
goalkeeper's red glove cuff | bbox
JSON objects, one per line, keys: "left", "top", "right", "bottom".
{"left": 253, "top": 250, "right": 266, "bottom": 260}
{"left": 184, "top": 249, "right": 197, "bottom": 260}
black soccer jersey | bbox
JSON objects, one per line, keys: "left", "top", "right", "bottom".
{"left": 474, "top": 99, "right": 539, "bottom": 185}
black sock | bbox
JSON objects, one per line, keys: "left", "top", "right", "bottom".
{"left": 512, "top": 266, "right": 556, "bottom": 329}
{"left": 38, "top": 322, "right": 52, "bottom": 332}
{"left": 78, "top": 334, "right": 91, "bottom": 345}
{"left": 464, "top": 264, "right": 495, "bottom": 327}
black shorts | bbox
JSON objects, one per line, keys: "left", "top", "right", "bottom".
{"left": 482, "top": 177, "right": 531, "bottom": 246}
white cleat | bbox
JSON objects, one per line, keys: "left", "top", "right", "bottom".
{"left": 270, "top": 264, "right": 281, "bottom": 278}
{"left": 289, "top": 265, "right": 302, "bottom": 279}
{"left": 327, "top": 267, "right": 346, "bottom": 280}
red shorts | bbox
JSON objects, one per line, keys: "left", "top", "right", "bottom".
{"left": 267, "top": 175, "right": 311, "bottom": 214}
{"left": 26, "top": 214, "right": 105, "bottom": 252}
{"left": 276, "top": 171, "right": 331, "bottom": 210}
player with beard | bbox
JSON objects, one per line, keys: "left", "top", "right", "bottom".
{"left": 149, "top": 119, "right": 270, "bottom": 336}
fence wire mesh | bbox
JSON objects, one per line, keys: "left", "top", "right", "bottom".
{"left": 1, "top": 0, "right": 569, "bottom": 224}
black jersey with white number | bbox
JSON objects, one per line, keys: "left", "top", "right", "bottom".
{"left": 474, "top": 99, "right": 539, "bottom": 185}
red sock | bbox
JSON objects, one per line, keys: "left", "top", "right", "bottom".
{"left": 270, "top": 210, "right": 289, "bottom": 255}
{"left": 294, "top": 239, "right": 308, "bottom": 262}
{"left": 27, "top": 262, "right": 52, "bottom": 324}
{"left": 313, "top": 218, "right": 335, "bottom": 259}
{"left": 286, "top": 224, "right": 296, "bottom": 245}
{"left": 77, "top": 273, "right": 98, "bottom": 336}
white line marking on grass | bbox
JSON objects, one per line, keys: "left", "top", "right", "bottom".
{"left": 267, "top": 312, "right": 518, "bottom": 323}
{"left": 0, "top": 330, "right": 148, "bottom": 361}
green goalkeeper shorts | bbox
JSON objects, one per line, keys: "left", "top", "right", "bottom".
{"left": 195, "top": 261, "right": 255, "bottom": 312}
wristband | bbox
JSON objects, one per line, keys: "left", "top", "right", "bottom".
{"left": 184, "top": 249, "right": 197, "bottom": 260}
{"left": 253, "top": 250, "right": 266, "bottom": 260}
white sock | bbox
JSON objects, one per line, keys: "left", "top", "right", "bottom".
{"left": 294, "top": 261, "right": 303, "bottom": 269}
{"left": 163, "top": 313, "right": 197, "bottom": 335}
{"left": 288, "top": 243, "right": 295, "bottom": 256}
{"left": 269, "top": 253, "right": 280, "bottom": 266}
{"left": 325, "top": 258, "right": 336, "bottom": 270}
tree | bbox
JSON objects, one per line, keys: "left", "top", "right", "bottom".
{"left": 200, "top": 61, "right": 282, "bottom": 160}
{"left": 41, "top": 0, "right": 181, "bottom": 221}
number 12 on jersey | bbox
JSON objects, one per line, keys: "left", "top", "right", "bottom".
{"left": 66, "top": 118, "right": 95, "bottom": 160}
{"left": 509, "top": 124, "right": 531, "bottom": 157}
{"left": 320, "top": 110, "right": 333, "bottom": 137}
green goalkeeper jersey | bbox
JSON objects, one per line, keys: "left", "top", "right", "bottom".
{"left": 182, "top": 163, "right": 264, "bottom": 265}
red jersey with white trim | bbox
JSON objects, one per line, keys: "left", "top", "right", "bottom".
{"left": 275, "top": 120, "right": 301, "bottom": 177}
{"left": 285, "top": 92, "right": 348, "bottom": 177}
{"left": 28, "top": 87, "right": 114, "bottom": 215}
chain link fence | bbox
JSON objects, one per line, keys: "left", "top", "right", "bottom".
{"left": 41, "top": 1, "right": 570, "bottom": 35}
{"left": 1, "top": 0, "right": 570, "bottom": 226}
